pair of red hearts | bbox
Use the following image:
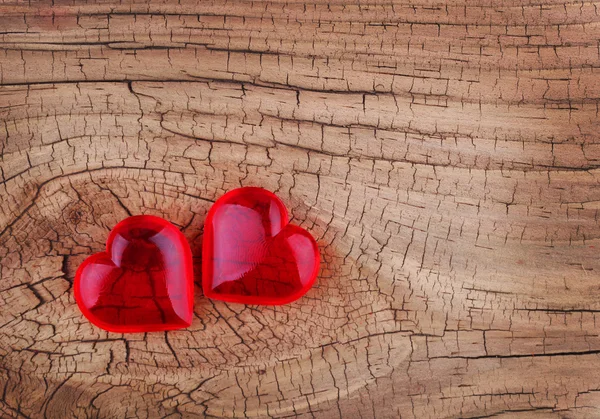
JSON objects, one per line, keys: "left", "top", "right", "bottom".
{"left": 74, "top": 188, "right": 320, "bottom": 333}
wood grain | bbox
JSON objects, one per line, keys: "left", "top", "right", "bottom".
{"left": 1, "top": 1, "right": 600, "bottom": 418}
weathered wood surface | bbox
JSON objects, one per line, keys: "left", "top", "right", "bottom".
{"left": 1, "top": 1, "right": 600, "bottom": 418}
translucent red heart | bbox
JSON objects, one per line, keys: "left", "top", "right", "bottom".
{"left": 202, "top": 187, "right": 320, "bottom": 305}
{"left": 74, "top": 215, "right": 194, "bottom": 333}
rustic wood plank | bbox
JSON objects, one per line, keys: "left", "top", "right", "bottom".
{"left": 1, "top": 1, "right": 600, "bottom": 417}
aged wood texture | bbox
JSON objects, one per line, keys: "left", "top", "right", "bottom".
{"left": 1, "top": 1, "right": 600, "bottom": 418}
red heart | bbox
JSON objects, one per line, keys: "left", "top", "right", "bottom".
{"left": 74, "top": 215, "right": 194, "bottom": 333}
{"left": 202, "top": 187, "right": 320, "bottom": 305}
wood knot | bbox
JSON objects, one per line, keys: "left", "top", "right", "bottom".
{"left": 66, "top": 203, "right": 90, "bottom": 225}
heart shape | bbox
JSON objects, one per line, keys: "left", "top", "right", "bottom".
{"left": 74, "top": 215, "right": 194, "bottom": 333}
{"left": 202, "top": 187, "right": 320, "bottom": 305}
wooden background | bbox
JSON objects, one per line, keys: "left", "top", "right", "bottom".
{"left": 1, "top": 0, "right": 600, "bottom": 418}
